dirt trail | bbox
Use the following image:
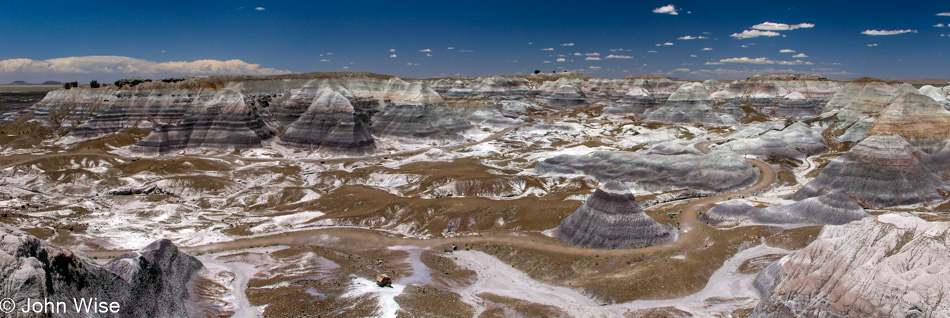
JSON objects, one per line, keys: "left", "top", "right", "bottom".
{"left": 84, "top": 139, "right": 776, "bottom": 260}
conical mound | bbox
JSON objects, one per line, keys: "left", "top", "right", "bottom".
{"left": 794, "top": 135, "right": 947, "bottom": 207}
{"left": 277, "top": 88, "right": 375, "bottom": 154}
{"left": 556, "top": 181, "right": 676, "bottom": 249}
{"left": 866, "top": 92, "right": 950, "bottom": 152}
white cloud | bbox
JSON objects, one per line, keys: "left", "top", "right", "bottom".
{"left": 426, "top": 54, "right": 432, "bottom": 57}
{"left": 585, "top": 57, "right": 602, "bottom": 61}
{"left": 556, "top": 58, "right": 566, "bottom": 62}
{"left": 459, "top": 50, "right": 473, "bottom": 52}
{"left": 419, "top": 49, "right": 431, "bottom": 52}
{"left": 605, "top": 55, "right": 633, "bottom": 59}
{"left": 0, "top": 55, "right": 289, "bottom": 76}
{"left": 690, "top": 54, "right": 697, "bottom": 57}
{"left": 779, "top": 49, "right": 796, "bottom": 53}
{"left": 254, "top": 7, "right": 265, "bottom": 11}
{"left": 677, "top": 35, "right": 708, "bottom": 40}
{"left": 560, "top": 43, "right": 575, "bottom": 46}
{"left": 542, "top": 48, "right": 554, "bottom": 51}
{"left": 704, "top": 62, "right": 725, "bottom": 65}
{"left": 689, "top": 68, "right": 799, "bottom": 77}
{"left": 389, "top": 49, "right": 396, "bottom": 52}
{"left": 731, "top": 30, "right": 781, "bottom": 39}
{"left": 653, "top": 4, "right": 679, "bottom": 15}
{"left": 573, "top": 53, "right": 583, "bottom": 56}
{"left": 543, "top": 61, "right": 551, "bottom": 63}
{"left": 702, "top": 47, "right": 713, "bottom": 51}
{"left": 752, "top": 22, "right": 815, "bottom": 31}
{"left": 447, "top": 47, "right": 455, "bottom": 50}
{"left": 319, "top": 59, "right": 330, "bottom": 62}
{"left": 938, "top": 12, "right": 950, "bottom": 16}
{"left": 389, "top": 54, "right": 397, "bottom": 58}
{"left": 936, "top": 24, "right": 946, "bottom": 27}
{"left": 589, "top": 66, "right": 602, "bottom": 70}
{"left": 663, "top": 42, "right": 674, "bottom": 46}
{"left": 861, "top": 29, "right": 917, "bottom": 36}
{"left": 792, "top": 53, "right": 808, "bottom": 58}
{"left": 585, "top": 53, "right": 600, "bottom": 56}
{"left": 648, "top": 50, "right": 658, "bottom": 53}
{"left": 867, "top": 43, "right": 879, "bottom": 47}
{"left": 716, "top": 57, "right": 812, "bottom": 65}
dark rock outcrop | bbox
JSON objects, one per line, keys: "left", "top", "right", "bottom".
{"left": 556, "top": 181, "right": 675, "bottom": 249}
{"left": 0, "top": 223, "right": 207, "bottom": 317}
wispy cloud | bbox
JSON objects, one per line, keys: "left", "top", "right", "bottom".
{"left": 663, "top": 42, "right": 674, "bottom": 46}
{"left": 715, "top": 56, "right": 813, "bottom": 65}
{"left": 938, "top": 12, "right": 950, "bottom": 16}
{"left": 419, "top": 49, "right": 431, "bottom": 52}
{"left": 867, "top": 43, "right": 879, "bottom": 47}
{"left": 585, "top": 53, "right": 600, "bottom": 56}
{"left": 861, "top": 29, "right": 917, "bottom": 36}
{"left": 752, "top": 22, "right": 814, "bottom": 31}
{"left": 560, "top": 43, "right": 575, "bottom": 46}
{"left": 542, "top": 48, "right": 554, "bottom": 51}
{"left": 677, "top": 35, "right": 708, "bottom": 40}
{"left": 702, "top": 47, "right": 713, "bottom": 51}
{"left": 653, "top": 4, "right": 679, "bottom": 15}
{"left": 0, "top": 55, "right": 289, "bottom": 76}
{"left": 779, "top": 49, "right": 796, "bottom": 53}
{"left": 731, "top": 30, "right": 781, "bottom": 39}
{"left": 254, "top": 7, "right": 265, "bottom": 11}
{"left": 585, "top": 57, "right": 602, "bottom": 61}
{"left": 935, "top": 24, "right": 946, "bottom": 27}
{"left": 605, "top": 55, "right": 633, "bottom": 59}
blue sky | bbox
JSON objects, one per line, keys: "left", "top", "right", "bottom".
{"left": 2, "top": 0, "right": 949, "bottom": 82}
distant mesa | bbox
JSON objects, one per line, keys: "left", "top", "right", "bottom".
{"left": 5, "top": 80, "right": 63, "bottom": 85}
{"left": 794, "top": 135, "right": 948, "bottom": 207}
{"left": 701, "top": 193, "right": 869, "bottom": 227}
{"left": 556, "top": 181, "right": 676, "bottom": 249}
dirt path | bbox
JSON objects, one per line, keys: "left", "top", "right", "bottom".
{"left": 84, "top": 139, "right": 776, "bottom": 259}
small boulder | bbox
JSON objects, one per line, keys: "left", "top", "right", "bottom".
{"left": 375, "top": 274, "right": 392, "bottom": 288}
